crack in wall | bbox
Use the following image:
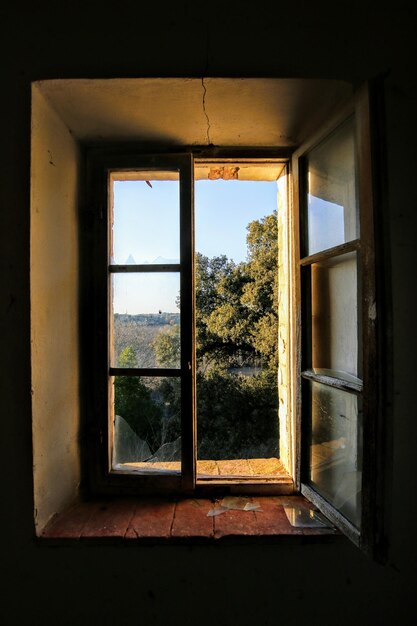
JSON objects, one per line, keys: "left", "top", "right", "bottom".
{"left": 201, "top": 77, "right": 212, "bottom": 146}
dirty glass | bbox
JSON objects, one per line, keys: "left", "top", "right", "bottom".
{"left": 305, "top": 117, "right": 358, "bottom": 255}
{"left": 311, "top": 251, "right": 360, "bottom": 379}
{"left": 309, "top": 381, "right": 362, "bottom": 528}
{"left": 110, "top": 173, "right": 180, "bottom": 265}
{"left": 112, "top": 376, "right": 181, "bottom": 472}
{"left": 110, "top": 273, "right": 180, "bottom": 368}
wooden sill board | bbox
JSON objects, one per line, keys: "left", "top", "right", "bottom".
{"left": 40, "top": 496, "right": 339, "bottom": 544}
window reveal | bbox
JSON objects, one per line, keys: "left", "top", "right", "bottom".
{"left": 84, "top": 83, "right": 382, "bottom": 555}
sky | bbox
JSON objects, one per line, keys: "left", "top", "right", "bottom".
{"left": 112, "top": 179, "right": 279, "bottom": 314}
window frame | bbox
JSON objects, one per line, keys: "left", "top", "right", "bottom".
{"left": 84, "top": 153, "right": 195, "bottom": 495}
{"left": 84, "top": 149, "right": 293, "bottom": 497}
{"left": 291, "top": 83, "right": 383, "bottom": 555}
{"left": 83, "top": 83, "right": 383, "bottom": 554}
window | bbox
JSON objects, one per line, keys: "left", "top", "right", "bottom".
{"left": 82, "top": 83, "right": 382, "bottom": 554}
{"left": 292, "top": 84, "right": 381, "bottom": 554}
{"left": 85, "top": 153, "right": 293, "bottom": 495}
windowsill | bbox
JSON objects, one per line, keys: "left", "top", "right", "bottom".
{"left": 40, "top": 495, "right": 340, "bottom": 544}
{"left": 113, "top": 458, "right": 292, "bottom": 482}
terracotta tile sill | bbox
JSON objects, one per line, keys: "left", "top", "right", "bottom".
{"left": 40, "top": 496, "right": 340, "bottom": 544}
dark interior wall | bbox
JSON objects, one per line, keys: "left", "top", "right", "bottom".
{"left": 1, "top": 2, "right": 416, "bottom": 624}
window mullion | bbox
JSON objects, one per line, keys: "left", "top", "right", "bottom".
{"left": 179, "top": 154, "right": 196, "bottom": 493}
{"left": 109, "top": 367, "right": 181, "bottom": 377}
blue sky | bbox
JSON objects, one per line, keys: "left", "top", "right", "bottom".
{"left": 112, "top": 179, "right": 278, "bottom": 314}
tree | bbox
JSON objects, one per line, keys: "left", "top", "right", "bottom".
{"left": 195, "top": 253, "right": 250, "bottom": 367}
{"left": 197, "top": 367, "right": 278, "bottom": 460}
{"left": 114, "top": 347, "right": 163, "bottom": 452}
{"left": 242, "top": 210, "right": 279, "bottom": 370}
{"left": 195, "top": 210, "right": 278, "bottom": 370}
{"left": 153, "top": 324, "right": 180, "bottom": 368}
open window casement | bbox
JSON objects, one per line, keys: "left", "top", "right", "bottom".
{"left": 292, "top": 84, "right": 381, "bottom": 555}
{"left": 85, "top": 153, "right": 195, "bottom": 494}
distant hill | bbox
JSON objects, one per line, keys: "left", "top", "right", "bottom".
{"left": 114, "top": 312, "right": 180, "bottom": 326}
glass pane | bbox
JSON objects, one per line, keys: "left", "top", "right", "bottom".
{"left": 311, "top": 251, "right": 360, "bottom": 379}
{"left": 309, "top": 381, "right": 362, "bottom": 528}
{"left": 112, "top": 376, "right": 181, "bottom": 472}
{"left": 111, "top": 273, "right": 180, "bottom": 368}
{"left": 194, "top": 178, "right": 280, "bottom": 476}
{"left": 110, "top": 172, "right": 180, "bottom": 265}
{"left": 305, "top": 117, "right": 358, "bottom": 255}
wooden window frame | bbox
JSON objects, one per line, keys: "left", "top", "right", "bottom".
{"left": 82, "top": 83, "right": 384, "bottom": 555}
{"left": 83, "top": 149, "right": 293, "bottom": 497}
{"left": 291, "top": 83, "right": 384, "bottom": 556}
{"left": 84, "top": 153, "right": 195, "bottom": 495}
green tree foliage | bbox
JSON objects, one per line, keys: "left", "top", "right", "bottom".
{"left": 114, "top": 347, "right": 163, "bottom": 452}
{"left": 197, "top": 368, "right": 278, "bottom": 459}
{"left": 195, "top": 210, "right": 278, "bottom": 370}
{"left": 154, "top": 324, "right": 180, "bottom": 368}
{"left": 242, "top": 211, "right": 279, "bottom": 370}
{"left": 195, "top": 254, "right": 249, "bottom": 367}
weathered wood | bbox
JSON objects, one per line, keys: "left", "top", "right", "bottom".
{"left": 290, "top": 151, "right": 302, "bottom": 491}
{"left": 85, "top": 152, "right": 194, "bottom": 495}
{"left": 355, "top": 82, "right": 383, "bottom": 558}
{"left": 179, "top": 154, "right": 196, "bottom": 494}
{"left": 295, "top": 84, "right": 382, "bottom": 556}
{"left": 301, "top": 484, "right": 360, "bottom": 545}
{"left": 299, "top": 239, "right": 360, "bottom": 267}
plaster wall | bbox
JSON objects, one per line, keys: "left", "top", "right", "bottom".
{"left": 30, "top": 86, "right": 81, "bottom": 531}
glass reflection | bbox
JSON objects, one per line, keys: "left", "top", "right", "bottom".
{"left": 309, "top": 381, "right": 362, "bottom": 528}
{"left": 306, "top": 117, "right": 358, "bottom": 255}
{"left": 112, "top": 376, "right": 181, "bottom": 472}
{"left": 311, "top": 251, "right": 360, "bottom": 378}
